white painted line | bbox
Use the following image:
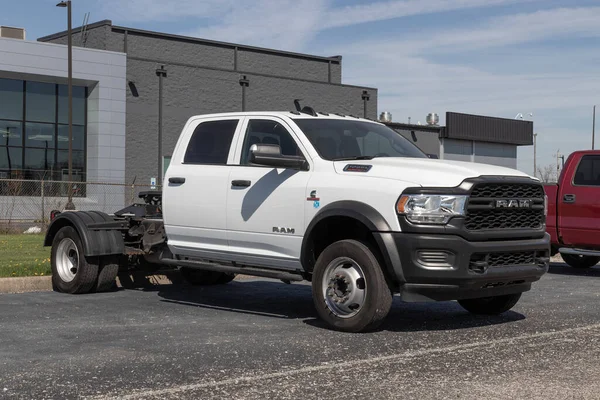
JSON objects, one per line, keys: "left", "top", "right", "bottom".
{"left": 91, "top": 322, "right": 600, "bottom": 400}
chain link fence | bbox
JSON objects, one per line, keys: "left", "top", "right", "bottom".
{"left": 0, "top": 179, "right": 161, "bottom": 234}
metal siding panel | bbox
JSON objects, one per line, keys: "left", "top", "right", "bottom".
{"left": 445, "top": 112, "right": 533, "bottom": 145}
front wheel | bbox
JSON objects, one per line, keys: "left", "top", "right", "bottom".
{"left": 561, "top": 254, "right": 600, "bottom": 269}
{"left": 312, "top": 240, "right": 393, "bottom": 333}
{"left": 458, "top": 293, "right": 522, "bottom": 315}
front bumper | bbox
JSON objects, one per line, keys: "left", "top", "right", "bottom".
{"left": 374, "top": 232, "right": 550, "bottom": 302}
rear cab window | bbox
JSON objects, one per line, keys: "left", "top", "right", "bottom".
{"left": 183, "top": 119, "right": 239, "bottom": 165}
{"left": 573, "top": 155, "right": 600, "bottom": 186}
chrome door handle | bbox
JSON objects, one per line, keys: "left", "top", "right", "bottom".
{"left": 563, "top": 194, "right": 576, "bottom": 203}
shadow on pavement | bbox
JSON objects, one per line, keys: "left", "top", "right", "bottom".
{"left": 547, "top": 263, "right": 600, "bottom": 278}
{"left": 156, "top": 279, "right": 524, "bottom": 333}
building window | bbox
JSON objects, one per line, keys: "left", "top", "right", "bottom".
{"left": 0, "top": 78, "right": 87, "bottom": 190}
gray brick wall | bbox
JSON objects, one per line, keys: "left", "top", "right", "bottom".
{"left": 237, "top": 49, "right": 334, "bottom": 83}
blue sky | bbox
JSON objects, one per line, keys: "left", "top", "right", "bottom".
{"left": 3, "top": 0, "right": 600, "bottom": 176}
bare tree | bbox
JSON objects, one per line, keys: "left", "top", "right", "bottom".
{"left": 536, "top": 164, "right": 557, "bottom": 183}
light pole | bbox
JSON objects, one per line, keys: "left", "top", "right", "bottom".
{"left": 593, "top": 105, "right": 596, "bottom": 150}
{"left": 56, "top": 0, "right": 75, "bottom": 210}
{"left": 533, "top": 132, "right": 537, "bottom": 178}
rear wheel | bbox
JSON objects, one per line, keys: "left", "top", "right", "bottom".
{"left": 312, "top": 240, "right": 393, "bottom": 333}
{"left": 561, "top": 254, "right": 600, "bottom": 269}
{"left": 96, "top": 256, "right": 120, "bottom": 292}
{"left": 458, "top": 293, "right": 521, "bottom": 315}
{"left": 51, "top": 226, "right": 99, "bottom": 294}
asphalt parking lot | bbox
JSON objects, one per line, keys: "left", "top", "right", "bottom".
{"left": 1, "top": 263, "right": 599, "bottom": 400}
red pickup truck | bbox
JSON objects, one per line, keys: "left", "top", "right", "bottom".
{"left": 545, "top": 150, "right": 600, "bottom": 268}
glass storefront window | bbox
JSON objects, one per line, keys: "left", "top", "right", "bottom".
{"left": 0, "top": 78, "right": 23, "bottom": 120}
{"left": 25, "top": 122, "right": 55, "bottom": 148}
{"left": 58, "top": 85, "right": 86, "bottom": 125}
{"left": 0, "top": 79, "right": 87, "bottom": 191}
{"left": 0, "top": 120, "right": 23, "bottom": 147}
{"left": 25, "top": 81, "right": 56, "bottom": 123}
{"left": 0, "top": 147, "right": 23, "bottom": 170}
{"left": 57, "top": 125, "right": 85, "bottom": 150}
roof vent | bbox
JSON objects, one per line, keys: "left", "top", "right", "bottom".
{"left": 426, "top": 112, "right": 439, "bottom": 126}
{"left": 0, "top": 26, "right": 26, "bottom": 40}
{"left": 379, "top": 111, "right": 392, "bottom": 123}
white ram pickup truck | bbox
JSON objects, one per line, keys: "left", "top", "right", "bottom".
{"left": 45, "top": 108, "right": 550, "bottom": 332}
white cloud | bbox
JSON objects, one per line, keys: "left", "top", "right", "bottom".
{"left": 329, "top": 6, "right": 600, "bottom": 175}
{"left": 184, "top": 0, "right": 328, "bottom": 51}
{"left": 322, "top": 0, "right": 538, "bottom": 29}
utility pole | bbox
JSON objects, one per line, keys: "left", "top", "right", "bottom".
{"left": 556, "top": 149, "right": 562, "bottom": 181}
{"left": 593, "top": 105, "right": 596, "bottom": 150}
{"left": 533, "top": 132, "right": 537, "bottom": 178}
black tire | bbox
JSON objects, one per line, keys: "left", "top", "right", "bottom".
{"left": 96, "top": 256, "right": 120, "bottom": 292}
{"left": 51, "top": 226, "right": 99, "bottom": 294}
{"left": 311, "top": 239, "right": 393, "bottom": 333}
{"left": 180, "top": 268, "right": 222, "bottom": 285}
{"left": 458, "top": 293, "right": 522, "bottom": 315}
{"left": 561, "top": 254, "right": 600, "bottom": 269}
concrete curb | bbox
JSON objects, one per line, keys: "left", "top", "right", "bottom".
{"left": 0, "top": 276, "right": 53, "bottom": 294}
{"left": 0, "top": 273, "right": 258, "bottom": 294}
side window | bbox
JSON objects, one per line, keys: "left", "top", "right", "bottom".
{"left": 240, "top": 119, "right": 302, "bottom": 165}
{"left": 184, "top": 119, "right": 239, "bottom": 165}
{"left": 574, "top": 155, "right": 600, "bottom": 186}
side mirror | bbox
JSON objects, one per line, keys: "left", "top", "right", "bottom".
{"left": 249, "top": 144, "right": 308, "bottom": 170}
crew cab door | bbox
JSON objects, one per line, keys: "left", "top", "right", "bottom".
{"left": 558, "top": 154, "right": 600, "bottom": 247}
{"left": 163, "top": 117, "right": 242, "bottom": 257}
{"left": 226, "top": 117, "right": 311, "bottom": 270}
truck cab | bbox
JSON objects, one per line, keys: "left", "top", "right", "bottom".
{"left": 45, "top": 110, "right": 550, "bottom": 332}
{"left": 545, "top": 150, "right": 600, "bottom": 268}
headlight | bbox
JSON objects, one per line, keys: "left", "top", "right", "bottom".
{"left": 544, "top": 194, "right": 548, "bottom": 217}
{"left": 396, "top": 194, "right": 468, "bottom": 225}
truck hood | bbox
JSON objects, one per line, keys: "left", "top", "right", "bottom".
{"left": 333, "top": 158, "right": 532, "bottom": 187}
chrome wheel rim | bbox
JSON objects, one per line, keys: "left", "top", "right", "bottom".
{"left": 55, "top": 238, "right": 79, "bottom": 283}
{"left": 321, "top": 257, "right": 367, "bottom": 318}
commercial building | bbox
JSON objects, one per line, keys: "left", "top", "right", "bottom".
{"left": 0, "top": 31, "right": 126, "bottom": 215}
{"left": 38, "top": 20, "right": 377, "bottom": 187}
{"left": 385, "top": 112, "right": 533, "bottom": 169}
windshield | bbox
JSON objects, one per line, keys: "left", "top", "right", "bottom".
{"left": 294, "top": 119, "right": 426, "bottom": 161}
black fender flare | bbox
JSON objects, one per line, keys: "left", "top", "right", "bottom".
{"left": 301, "top": 201, "right": 404, "bottom": 285}
{"left": 44, "top": 211, "right": 125, "bottom": 257}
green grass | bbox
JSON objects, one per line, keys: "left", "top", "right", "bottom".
{"left": 0, "top": 234, "right": 51, "bottom": 278}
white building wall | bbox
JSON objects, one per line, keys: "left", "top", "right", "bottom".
{"left": 0, "top": 37, "right": 127, "bottom": 219}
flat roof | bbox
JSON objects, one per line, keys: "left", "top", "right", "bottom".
{"left": 38, "top": 19, "right": 342, "bottom": 64}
